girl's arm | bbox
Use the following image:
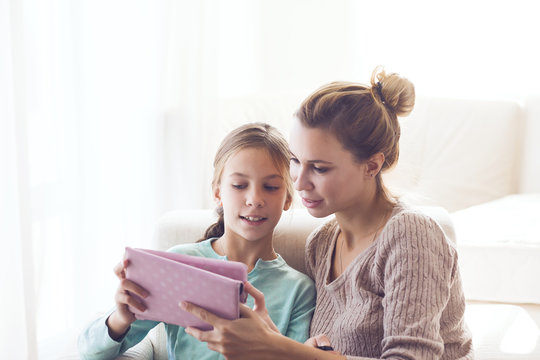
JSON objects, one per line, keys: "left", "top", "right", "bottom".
{"left": 181, "top": 299, "right": 346, "bottom": 360}
{"left": 78, "top": 260, "right": 156, "bottom": 360}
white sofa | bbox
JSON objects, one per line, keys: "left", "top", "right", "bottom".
{"left": 111, "top": 95, "right": 540, "bottom": 359}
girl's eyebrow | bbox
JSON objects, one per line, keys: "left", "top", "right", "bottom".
{"left": 229, "top": 172, "right": 284, "bottom": 180}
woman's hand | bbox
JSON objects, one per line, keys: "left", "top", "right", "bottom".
{"left": 180, "top": 283, "right": 280, "bottom": 359}
{"left": 181, "top": 302, "right": 277, "bottom": 359}
{"left": 107, "top": 259, "right": 149, "bottom": 340}
{"left": 243, "top": 282, "right": 280, "bottom": 333}
{"left": 305, "top": 334, "right": 342, "bottom": 355}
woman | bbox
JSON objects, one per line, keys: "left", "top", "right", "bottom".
{"left": 181, "top": 67, "right": 474, "bottom": 359}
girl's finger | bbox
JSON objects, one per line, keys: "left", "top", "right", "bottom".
{"left": 113, "top": 262, "right": 124, "bottom": 279}
{"left": 116, "top": 292, "right": 147, "bottom": 312}
{"left": 120, "top": 278, "right": 150, "bottom": 298}
{"left": 113, "top": 259, "right": 130, "bottom": 279}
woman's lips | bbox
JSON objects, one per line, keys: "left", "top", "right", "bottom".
{"left": 302, "top": 197, "right": 323, "bottom": 208}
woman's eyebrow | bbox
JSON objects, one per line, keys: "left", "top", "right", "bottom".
{"left": 307, "top": 160, "right": 333, "bottom": 165}
{"left": 290, "top": 152, "right": 333, "bottom": 165}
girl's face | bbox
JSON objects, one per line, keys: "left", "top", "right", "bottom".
{"left": 289, "top": 119, "right": 371, "bottom": 218}
{"left": 215, "top": 147, "right": 291, "bottom": 244}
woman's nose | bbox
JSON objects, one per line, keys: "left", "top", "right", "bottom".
{"left": 293, "top": 167, "right": 313, "bottom": 192}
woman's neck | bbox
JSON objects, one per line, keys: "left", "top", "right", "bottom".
{"left": 212, "top": 234, "right": 277, "bottom": 272}
{"left": 335, "top": 193, "right": 394, "bottom": 247}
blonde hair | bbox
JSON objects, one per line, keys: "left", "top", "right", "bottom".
{"left": 200, "top": 122, "right": 293, "bottom": 241}
{"left": 294, "top": 66, "right": 415, "bottom": 204}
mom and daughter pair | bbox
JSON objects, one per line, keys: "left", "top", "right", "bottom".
{"left": 79, "top": 67, "right": 474, "bottom": 359}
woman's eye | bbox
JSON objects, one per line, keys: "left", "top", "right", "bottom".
{"left": 232, "top": 184, "right": 247, "bottom": 190}
{"left": 264, "top": 185, "right": 280, "bottom": 191}
{"left": 290, "top": 157, "right": 299, "bottom": 164}
{"left": 313, "top": 166, "right": 328, "bottom": 174}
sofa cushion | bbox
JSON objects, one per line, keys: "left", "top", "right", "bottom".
{"left": 384, "top": 97, "right": 522, "bottom": 212}
{"left": 452, "top": 194, "right": 540, "bottom": 304}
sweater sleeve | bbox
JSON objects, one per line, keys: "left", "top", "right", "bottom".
{"left": 78, "top": 310, "right": 160, "bottom": 360}
{"left": 371, "top": 211, "right": 456, "bottom": 360}
{"left": 343, "top": 211, "right": 457, "bottom": 360}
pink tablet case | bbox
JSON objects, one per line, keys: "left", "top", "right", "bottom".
{"left": 124, "top": 247, "right": 248, "bottom": 330}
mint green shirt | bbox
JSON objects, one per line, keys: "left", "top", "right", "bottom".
{"left": 78, "top": 239, "right": 316, "bottom": 360}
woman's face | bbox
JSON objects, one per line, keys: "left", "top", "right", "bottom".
{"left": 289, "top": 119, "right": 370, "bottom": 218}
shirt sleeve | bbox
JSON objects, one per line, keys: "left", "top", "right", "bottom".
{"left": 78, "top": 310, "right": 160, "bottom": 360}
{"left": 283, "top": 277, "right": 316, "bottom": 343}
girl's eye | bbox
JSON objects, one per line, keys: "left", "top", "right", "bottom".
{"left": 264, "top": 185, "right": 280, "bottom": 191}
{"left": 290, "top": 157, "right": 299, "bottom": 164}
{"left": 232, "top": 184, "right": 247, "bottom": 190}
{"left": 313, "top": 166, "right": 328, "bottom": 174}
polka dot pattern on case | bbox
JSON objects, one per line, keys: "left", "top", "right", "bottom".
{"left": 124, "top": 247, "right": 247, "bottom": 330}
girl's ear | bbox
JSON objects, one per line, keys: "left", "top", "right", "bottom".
{"left": 213, "top": 186, "right": 222, "bottom": 207}
{"left": 283, "top": 194, "right": 292, "bottom": 211}
{"left": 366, "top": 152, "right": 385, "bottom": 177}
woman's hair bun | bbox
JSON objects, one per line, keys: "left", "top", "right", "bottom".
{"left": 370, "top": 66, "right": 415, "bottom": 117}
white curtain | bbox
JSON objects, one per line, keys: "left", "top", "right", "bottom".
{"left": 1, "top": 0, "right": 221, "bottom": 358}
{"left": 2, "top": 0, "right": 539, "bottom": 359}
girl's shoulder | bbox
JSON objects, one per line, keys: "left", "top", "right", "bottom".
{"left": 167, "top": 238, "right": 217, "bottom": 258}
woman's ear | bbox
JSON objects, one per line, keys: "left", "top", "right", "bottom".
{"left": 366, "top": 152, "right": 385, "bottom": 177}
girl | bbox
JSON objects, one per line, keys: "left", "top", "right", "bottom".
{"left": 182, "top": 67, "right": 474, "bottom": 359}
{"left": 78, "top": 123, "right": 316, "bottom": 359}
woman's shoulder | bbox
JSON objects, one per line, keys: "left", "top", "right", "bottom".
{"left": 306, "top": 218, "right": 339, "bottom": 251}
{"left": 382, "top": 201, "right": 456, "bottom": 255}
{"left": 304, "top": 218, "right": 338, "bottom": 275}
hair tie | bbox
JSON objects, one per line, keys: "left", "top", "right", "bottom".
{"left": 376, "top": 82, "right": 386, "bottom": 104}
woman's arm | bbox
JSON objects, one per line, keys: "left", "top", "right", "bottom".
{"left": 181, "top": 300, "right": 346, "bottom": 360}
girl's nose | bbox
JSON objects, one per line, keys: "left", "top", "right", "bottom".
{"left": 246, "top": 189, "right": 265, "bottom": 207}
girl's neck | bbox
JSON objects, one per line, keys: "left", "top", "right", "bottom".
{"left": 212, "top": 234, "right": 277, "bottom": 272}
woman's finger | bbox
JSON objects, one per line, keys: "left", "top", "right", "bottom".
{"left": 244, "top": 281, "right": 265, "bottom": 308}
{"left": 184, "top": 326, "right": 216, "bottom": 343}
{"left": 314, "top": 334, "right": 332, "bottom": 347}
{"left": 238, "top": 303, "right": 257, "bottom": 319}
{"left": 180, "top": 301, "right": 225, "bottom": 328}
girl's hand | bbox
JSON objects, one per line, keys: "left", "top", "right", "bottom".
{"left": 107, "top": 259, "right": 149, "bottom": 340}
{"left": 243, "top": 281, "right": 280, "bottom": 334}
{"left": 180, "top": 300, "right": 277, "bottom": 359}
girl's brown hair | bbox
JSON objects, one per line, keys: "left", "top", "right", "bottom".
{"left": 294, "top": 66, "right": 415, "bottom": 204}
{"left": 199, "top": 122, "right": 293, "bottom": 241}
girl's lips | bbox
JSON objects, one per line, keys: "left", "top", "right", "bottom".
{"left": 240, "top": 215, "right": 267, "bottom": 225}
{"left": 302, "top": 197, "right": 323, "bottom": 209}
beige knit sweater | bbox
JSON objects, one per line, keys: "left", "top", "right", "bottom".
{"left": 305, "top": 203, "right": 474, "bottom": 359}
